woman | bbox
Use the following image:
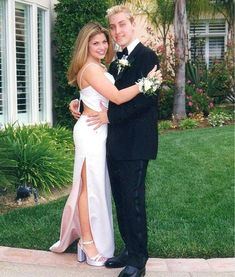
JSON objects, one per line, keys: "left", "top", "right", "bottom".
{"left": 50, "top": 22, "right": 157, "bottom": 267}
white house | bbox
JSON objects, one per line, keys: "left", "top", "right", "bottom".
{"left": 1, "top": 0, "right": 229, "bottom": 126}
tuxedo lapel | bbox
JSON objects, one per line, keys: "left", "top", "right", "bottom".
{"left": 115, "top": 42, "right": 143, "bottom": 82}
{"left": 127, "top": 42, "right": 143, "bottom": 62}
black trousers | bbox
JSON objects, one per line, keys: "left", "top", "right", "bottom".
{"left": 107, "top": 156, "right": 149, "bottom": 269}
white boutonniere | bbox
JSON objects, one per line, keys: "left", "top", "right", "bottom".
{"left": 116, "top": 55, "right": 131, "bottom": 74}
{"left": 136, "top": 73, "right": 162, "bottom": 96}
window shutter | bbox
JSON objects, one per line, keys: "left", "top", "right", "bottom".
{"left": 209, "top": 37, "right": 224, "bottom": 65}
{"left": 190, "top": 21, "right": 207, "bottom": 35}
{"left": 190, "top": 38, "right": 206, "bottom": 62}
{"left": 209, "top": 20, "right": 226, "bottom": 34}
{"left": 15, "top": 4, "right": 30, "bottom": 119}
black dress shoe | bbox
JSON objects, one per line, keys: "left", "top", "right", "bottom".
{"left": 118, "top": 266, "right": 146, "bottom": 277}
{"left": 105, "top": 249, "right": 128, "bottom": 268}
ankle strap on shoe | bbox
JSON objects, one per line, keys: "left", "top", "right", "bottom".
{"left": 82, "top": 240, "right": 94, "bottom": 245}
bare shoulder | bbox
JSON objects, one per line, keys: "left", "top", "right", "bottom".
{"left": 86, "top": 63, "right": 105, "bottom": 77}
{"left": 77, "top": 63, "right": 104, "bottom": 84}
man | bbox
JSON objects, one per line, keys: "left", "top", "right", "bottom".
{"left": 70, "top": 5, "right": 159, "bottom": 277}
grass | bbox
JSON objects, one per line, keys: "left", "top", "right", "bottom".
{"left": 0, "top": 125, "right": 234, "bottom": 258}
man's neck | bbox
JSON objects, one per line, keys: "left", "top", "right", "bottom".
{"left": 125, "top": 38, "right": 139, "bottom": 55}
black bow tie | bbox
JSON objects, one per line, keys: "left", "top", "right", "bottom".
{"left": 116, "top": 47, "right": 128, "bottom": 59}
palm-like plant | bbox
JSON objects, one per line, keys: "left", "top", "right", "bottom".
{"left": 0, "top": 124, "right": 74, "bottom": 192}
{"left": 0, "top": 134, "right": 17, "bottom": 191}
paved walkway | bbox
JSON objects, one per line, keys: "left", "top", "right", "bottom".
{"left": 0, "top": 246, "right": 234, "bottom": 277}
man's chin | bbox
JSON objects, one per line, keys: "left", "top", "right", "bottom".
{"left": 115, "top": 39, "right": 126, "bottom": 48}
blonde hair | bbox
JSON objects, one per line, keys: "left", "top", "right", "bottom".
{"left": 106, "top": 5, "right": 134, "bottom": 23}
{"left": 67, "top": 22, "right": 114, "bottom": 86}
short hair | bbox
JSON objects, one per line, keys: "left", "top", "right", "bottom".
{"left": 67, "top": 22, "right": 114, "bottom": 86}
{"left": 106, "top": 5, "right": 134, "bottom": 23}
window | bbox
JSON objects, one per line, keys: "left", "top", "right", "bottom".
{"left": 0, "top": 0, "right": 52, "bottom": 126}
{"left": 189, "top": 20, "right": 227, "bottom": 66}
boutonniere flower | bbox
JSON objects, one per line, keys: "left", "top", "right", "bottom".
{"left": 116, "top": 55, "right": 131, "bottom": 74}
{"left": 136, "top": 71, "right": 163, "bottom": 96}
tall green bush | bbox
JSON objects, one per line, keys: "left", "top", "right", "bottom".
{"left": 0, "top": 124, "right": 74, "bottom": 192}
{"left": 159, "top": 82, "right": 174, "bottom": 120}
{"left": 0, "top": 134, "right": 17, "bottom": 191}
{"left": 207, "top": 61, "right": 234, "bottom": 104}
{"left": 53, "top": 0, "right": 109, "bottom": 128}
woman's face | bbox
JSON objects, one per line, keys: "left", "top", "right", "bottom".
{"left": 88, "top": 33, "right": 109, "bottom": 61}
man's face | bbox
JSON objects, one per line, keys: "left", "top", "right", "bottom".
{"left": 108, "top": 12, "right": 135, "bottom": 49}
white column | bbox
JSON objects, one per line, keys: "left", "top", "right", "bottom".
{"left": 44, "top": 9, "right": 53, "bottom": 125}
{"left": 6, "top": 0, "right": 17, "bottom": 124}
{"left": 30, "top": 4, "right": 39, "bottom": 124}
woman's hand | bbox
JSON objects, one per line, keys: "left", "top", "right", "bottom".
{"left": 69, "top": 99, "right": 81, "bottom": 120}
{"left": 147, "top": 66, "right": 162, "bottom": 80}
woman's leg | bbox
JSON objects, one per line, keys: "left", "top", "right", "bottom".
{"left": 78, "top": 160, "right": 99, "bottom": 257}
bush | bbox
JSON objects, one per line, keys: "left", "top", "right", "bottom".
{"left": 186, "top": 58, "right": 234, "bottom": 105}
{"left": 208, "top": 111, "right": 233, "bottom": 127}
{"left": 207, "top": 61, "right": 234, "bottom": 104}
{"left": 159, "top": 81, "right": 174, "bottom": 120}
{"left": 53, "top": 0, "right": 110, "bottom": 128}
{"left": 159, "top": 120, "right": 173, "bottom": 130}
{"left": 179, "top": 118, "right": 199, "bottom": 129}
{"left": 0, "top": 124, "right": 74, "bottom": 192}
{"left": 0, "top": 135, "right": 17, "bottom": 191}
{"left": 185, "top": 82, "right": 214, "bottom": 116}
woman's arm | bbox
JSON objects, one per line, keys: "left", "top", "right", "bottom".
{"left": 80, "top": 64, "right": 139, "bottom": 105}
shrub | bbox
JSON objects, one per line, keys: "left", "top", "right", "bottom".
{"left": 207, "top": 61, "right": 234, "bottom": 104}
{"left": 179, "top": 118, "right": 199, "bottom": 129}
{"left": 159, "top": 120, "right": 173, "bottom": 130}
{"left": 188, "top": 112, "right": 205, "bottom": 123}
{"left": 208, "top": 111, "right": 233, "bottom": 127}
{"left": 159, "top": 82, "right": 174, "bottom": 120}
{"left": 186, "top": 61, "right": 207, "bottom": 88}
{"left": 53, "top": 0, "right": 110, "bottom": 128}
{"left": 185, "top": 83, "right": 214, "bottom": 116}
{"left": 0, "top": 135, "right": 17, "bottom": 191}
{"left": 0, "top": 124, "right": 74, "bottom": 192}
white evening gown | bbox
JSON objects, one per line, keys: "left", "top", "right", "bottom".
{"left": 50, "top": 71, "right": 115, "bottom": 258}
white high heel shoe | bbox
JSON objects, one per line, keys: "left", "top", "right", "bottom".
{"left": 77, "top": 239, "right": 107, "bottom": 267}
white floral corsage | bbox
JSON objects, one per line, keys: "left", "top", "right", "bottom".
{"left": 116, "top": 55, "right": 130, "bottom": 74}
{"left": 136, "top": 75, "right": 162, "bottom": 96}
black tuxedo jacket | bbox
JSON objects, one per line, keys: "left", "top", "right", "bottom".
{"left": 107, "top": 42, "right": 160, "bottom": 160}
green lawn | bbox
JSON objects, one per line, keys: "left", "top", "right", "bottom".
{"left": 0, "top": 125, "right": 234, "bottom": 258}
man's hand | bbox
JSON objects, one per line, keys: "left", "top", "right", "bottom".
{"left": 86, "top": 102, "right": 109, "bottom": 130}
{"left": 69, "top": 99, "right": 81, "bottom": 120}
